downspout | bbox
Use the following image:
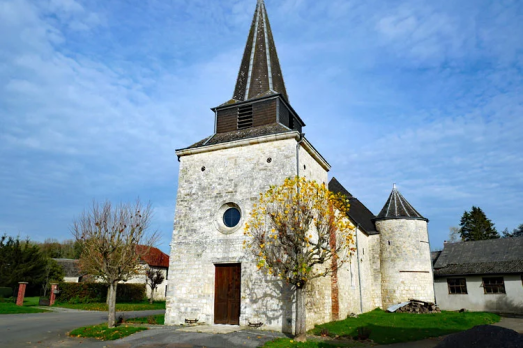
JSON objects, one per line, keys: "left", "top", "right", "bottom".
{"left": 427, "top": 225, "right": 437, "bottom": 305}
{"left": 296, "top": 133, "right": 305, "bottom": 178}
{"left": 356, "top": 224, "right": 363, "bottom": 313}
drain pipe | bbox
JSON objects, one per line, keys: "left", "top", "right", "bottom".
{"left": 355, "top": 224, "right": 363, "bottom": 313}
{"left": 296, "top": 133, "right": 305, "bottom": 178}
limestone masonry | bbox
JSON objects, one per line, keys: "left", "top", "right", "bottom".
{"left": 166, "top": 0, "right": 434, "bottom": 333}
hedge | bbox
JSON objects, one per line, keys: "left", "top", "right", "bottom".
{"left": 0, "top": 287, "right": 13, "bottom": 298}
{"left": 56, "top": 282, "right": 145, "bottom": 303}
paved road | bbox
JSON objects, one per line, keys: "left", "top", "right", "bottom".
{"left": 0, "top": 308, "right": 165, "bottom": 348}
{"left": 107, "top": 327, "right": 285, "bottom": 348}
{"left": 1, "top": 310, "right": 521, "bottom": 348}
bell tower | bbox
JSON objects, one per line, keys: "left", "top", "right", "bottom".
{"left": 166, "top": 0, "right": 330, "bottom": 332}
{"left": 212, "top": 0, "right": 304, "bottom": 137}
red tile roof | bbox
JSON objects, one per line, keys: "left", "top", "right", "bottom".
{"left": 136, "top": 245, "right": 169, "bottom": 268}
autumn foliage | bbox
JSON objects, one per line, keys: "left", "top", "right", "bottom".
{"left": 245, "top": 177, "right": 355, "bottom": 286}
{"left": 245, "top": 177, "right": 355, "bottom": 339}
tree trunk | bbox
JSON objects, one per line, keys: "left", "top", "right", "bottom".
{"left": 107, "top": 282, "right": 118, "bottom": 328}
{"left": 294, "top": 286, "right": 307, "bottom": 341}
{"left": 149, "top": 287, "right": 154, "bottom": 304}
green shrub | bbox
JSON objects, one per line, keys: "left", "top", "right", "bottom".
{"left": 0, "top": 287, "right": 13, "bottom": 298}
{"left": 116, "top": 284, "right": 145, "bottom": 302}
{"left": 57, "top": 282, "right": 145, "bottom": 303}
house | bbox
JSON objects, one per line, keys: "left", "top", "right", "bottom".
{"left": 53, "top": 258, "right": 84, "bottom": 283}
{"left": 55, "top": 246, "right": 170, "bottom": 300}
{"left": 125, "top": 245, "right": 169, "bottom": 300}
{"left": 165, "top": 0, "right": 434, "bottom": 333}
{"left": 432, "top": 238, "right": 523, "bottom": 314}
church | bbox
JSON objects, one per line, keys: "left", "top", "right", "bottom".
{"left": 165, "top": 0, "right": 434, "bottom": 333}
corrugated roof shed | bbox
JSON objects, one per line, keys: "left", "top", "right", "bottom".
{"left": 433, "top": 238, "right": 523, "bottom": 276}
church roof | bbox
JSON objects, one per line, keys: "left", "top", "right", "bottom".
{"left": 186, "top": 123, "right": 295, "bottom": 150}
{"left": 375, "top": 185, "right": 428, "bottom": 221}
{"left": 232, "top": 0, "right": 288, "bottom": 102}
{"left": 328, "top": 177, "right": 379, "bottom": 235}
{"left": 433, "top": 238, "right": 523, "bottom": 276}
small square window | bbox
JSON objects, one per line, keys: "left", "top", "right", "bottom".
{"left": 447, "top": 278, "right": 468, "bottom": 294}
{"left": 482, "top": 277, "right": 506, "bottom": 294}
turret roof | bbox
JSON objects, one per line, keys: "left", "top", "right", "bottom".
{"left": 375, "top": 184, "right": 428, "bottom": 221}
{"left": 232, "top": 0, "right": 288, "bottom": 102}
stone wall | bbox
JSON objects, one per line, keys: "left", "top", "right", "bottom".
{"left": 166, "top": 135, "right": 331, "bottom": 333}
{"left": 336, "top": 228, "right": 382, "bottom": 318}
{"left": 376, "top": 219, "right": 435, "bottom": 308}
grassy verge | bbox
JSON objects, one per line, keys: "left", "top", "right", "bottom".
{"left": 125, "top": 314, "right": 165, "bottom": 325}
{"left": 22, "top": 296, "right": 41, "bottom": 307}
{"left": 309, "top": 309, "right": 500, "bottom": 345}
{"left": 55, "top": 301, "right": 165, "bottom": 311}
{"left": 69, "top": 323, "right": 147, "bottom": 341}
{"left": 264, "top": 338, "right": 368, "bottom": 348}
{"left": 0, "top": 297, "right": 48, "bottom": 314}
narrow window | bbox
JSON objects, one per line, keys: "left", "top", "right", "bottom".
{"left": 482, "top": 277, "right": 506, "bottom": 294}
{"left": 447, "top": 278, "right": 468, "bottom": 294}
{"left": 237, "top": 105, "right": 253, "bottom": 129}
{"left": 289, "top": 116, "right": 294, "bottom": 130}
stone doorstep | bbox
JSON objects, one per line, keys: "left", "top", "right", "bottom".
{"left": 177, "top": 324, "right": 242, "bottom": 334}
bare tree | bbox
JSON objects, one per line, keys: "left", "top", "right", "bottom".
{"left": 448, "top": 226, "right": 462, "bottom": 243}
{"left": 72, "top": 200, "right": 156, "bottom": 328}
{"left": 145, "top": 268, "right": 165, "bottom": 304}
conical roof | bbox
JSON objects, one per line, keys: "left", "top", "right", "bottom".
{"left": 375, "top": 184, "right": 428, "bottom": 221}
{"left": 232, "top": 0, "right": 288, "bottom": 102}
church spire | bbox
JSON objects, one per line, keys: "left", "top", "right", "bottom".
{"left": 233, "top": 0, "right": 288, "bottom": 102}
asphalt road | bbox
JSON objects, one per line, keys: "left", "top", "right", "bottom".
{"left": 0, "top": 308, "right": 165, "bottom": 348}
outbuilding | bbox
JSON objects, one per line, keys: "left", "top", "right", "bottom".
{"left": 433, "top": 238, "right": 523, "bottom": 314}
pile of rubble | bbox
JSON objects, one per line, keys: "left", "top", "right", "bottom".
{"left": 388, "top": 299, "right": 441, "bottom": 314}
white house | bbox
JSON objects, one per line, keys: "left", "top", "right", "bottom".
{"left": 433, "top": 238, "right": 523, "bottom": 314}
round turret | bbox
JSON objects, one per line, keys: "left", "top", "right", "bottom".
{"left": 375, "top": 185, "right": 435, "bottom": 308}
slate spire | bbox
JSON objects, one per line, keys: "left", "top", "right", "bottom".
{"left": 376, "top": 184, "right": 428, "bottom": 221}
{"left": 233, "top": 0, "right": 288, "bottom": 102}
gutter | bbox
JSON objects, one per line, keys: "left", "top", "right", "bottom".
{"left": 176, "top": 132, "right": 331, "bottom": 172}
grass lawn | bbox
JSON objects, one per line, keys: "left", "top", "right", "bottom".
{"left": 125, "top": 314, "right": 165, "bottom": 325}
{"left": 69, "top": 323, "right": 147, "bottom": 341}
{"left": 264, "top": 338, "right": 368, "bottom": 348}
{"left": 55, "top": 301, "right": 165, "bottom": 311}
{"left": 0, "top": 297, "right": 48, "bottom": 314}
{"left": 263, "top": 309, "right": 500, "bottom": 347}
{"left": 309, "top": 309, "right": 500, "bottom": 345}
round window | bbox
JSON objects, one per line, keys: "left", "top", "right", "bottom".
{"left": 223, "top": 207, "right": 241, "bottom": 228}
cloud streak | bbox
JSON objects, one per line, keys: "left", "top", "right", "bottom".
{"left": 0, "top": 0, "right": 521, "bottom": 252}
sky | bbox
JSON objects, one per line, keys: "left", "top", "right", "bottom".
{"left": 0, "top": 0, "right": 522, "bottom": 254}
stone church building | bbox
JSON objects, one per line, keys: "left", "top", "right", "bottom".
{"left": 166, "top": 0, "right": 434, "bottom": 333}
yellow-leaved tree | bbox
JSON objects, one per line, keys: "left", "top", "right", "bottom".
{"left": 245, "top": 177, "right": 355, "bottom": 341}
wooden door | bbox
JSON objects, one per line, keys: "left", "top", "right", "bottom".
{"left": 214, "top": 264, "right": 241, "bottom": 325}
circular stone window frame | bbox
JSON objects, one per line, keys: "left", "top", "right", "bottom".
{"left": 214, "top": 202, "right": 243, "bottom": 235}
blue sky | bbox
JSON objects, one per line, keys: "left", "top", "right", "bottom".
{"left": 1, "top": 0, "right": 522, "bottom": 253}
